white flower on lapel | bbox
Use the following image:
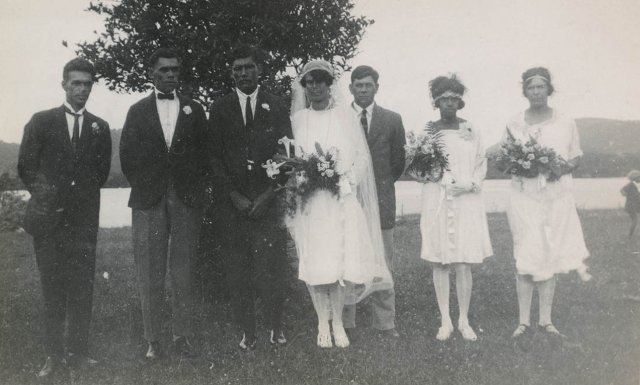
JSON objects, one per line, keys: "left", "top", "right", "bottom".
{"left": 91, "top": 122, "right": 100, "bottom": 134}
{"left": 182, "top": 105, "right": 192, "bottom": 115}
{"left": 261, "top": 103, "right": 270, "bottom": 111}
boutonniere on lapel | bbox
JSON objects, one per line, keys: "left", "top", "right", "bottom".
{"left": 182, "top": 105, "right": 192, "bottom": 115}
{"left": 459, "top": 123, "right": 474, "bottom": 141}
{"left": 91, "top": 122, "right": 101, "bottom": 134}
{"left": 261, "top": 103, "right": 270, "bottom": 111}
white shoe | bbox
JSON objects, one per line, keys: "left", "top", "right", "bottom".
{"left": 332, "top": 325, "right": 350, "bottom": 348}
{"left": 436, "top": 323, "right": 454, "bottom": 341}
{"left": 458, "top": 324, "right": 478, "bottom": 341}
{"left": 317, "top": 331, "right": 333, "bottom": 348}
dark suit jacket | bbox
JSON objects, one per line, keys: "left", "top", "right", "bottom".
{"left": 622, "top": 182, "right": 640, "bottom": 214}
{"left": 366, "top": 104, "right": 406, "bottom": 229}
{"left": 208, "top": 89, "right": 292, "bottom": 210}
{"left": 120, "top": 93, "right": 209, "bottom": 209}
{"left": 18, "top": 105, "right": 112, "bottom": 236}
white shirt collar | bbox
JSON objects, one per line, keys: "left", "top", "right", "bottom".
{"left": 236, "top": 86, "right": 259, "bottom": 101}
{"left": 351, "top": 101, "right": 374, "bottom": 116}
{"left": 63, "top": 100, "right": 86, "bottom": 115}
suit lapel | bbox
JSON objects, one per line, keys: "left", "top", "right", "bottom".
{"left": 230, "top": 92, "right": 245, "bottom": 129}
{"left": 171, "top": 95, "right": 187, "bottom": 148}
{"left": 56, "top": 106, "right": 73, "bottom": 152}
{"left": 253, "top": 91, "right": 266, "bottom": 127}
{"left": 143, "top": 93, "right": 168, "bottom": 150}
{"left": 367, "top": 105, "right": 383, "bottom": 144}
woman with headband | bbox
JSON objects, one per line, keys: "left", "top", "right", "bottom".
{"left": 286, "top": 60, "right": 392, "bottom": 348}
{"left": 504, "top": 67, "right": 590, "bottom": 351}
{"left": 419, "top": 75, "right": 492, "bottom": 341}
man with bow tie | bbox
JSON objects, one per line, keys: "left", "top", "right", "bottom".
{"left": 208, "top": 45, "right": 292, "bottom": 351}
{"left": 120, "top": 48, "right": 209, "bottom": 360}
{"left": 18, "top": 58, "right": 111, "bottom": 379}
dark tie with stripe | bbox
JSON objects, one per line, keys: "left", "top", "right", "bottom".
{"left": 64, "top": 107, "right": 81, "bottom": 152}
{"left": 360, "top": 110, "right": 368, "bottom": 137}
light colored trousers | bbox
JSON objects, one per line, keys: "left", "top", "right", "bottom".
{"left": 132, "top": 187, "right": 202, "bottom": 342}
{"left": 343, "top": 228, "right": 396, "bottom": 330}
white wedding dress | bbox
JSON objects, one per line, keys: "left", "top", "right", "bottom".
{"left": 286, "top": 106, "right": 392, "bottom": 302}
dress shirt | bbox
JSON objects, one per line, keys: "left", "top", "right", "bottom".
{"left": 154, "top": 89, "right": 180, "bottom": 148}
{"left": 63, "top": 101, "right": 86, "bottom": 140}
{"left": 236, "top": 86, "right": 259, "bottom": 126}
{"left": 351, "top": 102, "right": 375, "bottom": 134}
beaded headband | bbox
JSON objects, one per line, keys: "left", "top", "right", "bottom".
{"left": 432, "top": 90, "right": 464, "bottom": 108}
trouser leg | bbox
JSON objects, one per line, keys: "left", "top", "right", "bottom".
{"left": 35, "top": 234, "right": 67, "bottom": 358}
{"left": 371, "top": 228, "right": 396, "bottom": 330}
{"left": 66, "top": 225, "right": 97, "bottom": 355}
{"left": 133, "top": 199, "right": 169, "bottom": 342}
{"left": 166, "top": 187, "right": 201, "bottom": 338}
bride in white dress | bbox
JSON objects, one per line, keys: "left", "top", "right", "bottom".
{"left": 286, "top": 60, "right": 392, "bottom": 348}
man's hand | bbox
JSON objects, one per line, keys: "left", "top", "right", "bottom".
{"left": 230, "top": 191, "right": 252, "bottom": 215}
{"left": 249, "top": 187, "right": 276, "bottom": 218}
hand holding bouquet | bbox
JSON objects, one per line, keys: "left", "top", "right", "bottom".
{"left": 404, "top": 124, "right": 450, "bottom": 183}
{"left": 492, "top": 131, "right": 567, "bottom": 181}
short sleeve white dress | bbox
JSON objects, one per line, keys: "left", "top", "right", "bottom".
{"left": 420, "top": 122, "right": 493, "bottom": 264}
{"left": 505, "top": 110, "right": 589, "bottom": 281}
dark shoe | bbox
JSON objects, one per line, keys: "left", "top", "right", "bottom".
{"left": 512, "top": 324, "right": 534, "bottom": 352}
{"left": 538, "top": 324, "right": 564, "bottom": 350}
{"left": 67, "top": 353, "right": 99, "bottom": 370}
{"left": 270, "top": 330, "right": 287, "bottom": 345}
{"left": 145, "top": 341, "right": 164, "bottom": 361}
{"left": 36, "top": 356, "right": 67, "bottom": 380}
{"left": 380, "top": 328, "right": 400, "bottom": 338}
{"left": 239, "top": 333, "right": 257, "bottom": 352}
{"left": 174, "top": 336, "right": 199, "bottom": 358}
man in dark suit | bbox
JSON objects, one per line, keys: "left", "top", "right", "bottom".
{"left": 208, "top": 45, "right": 292, "bottom": 351}
{"left": 120, "top": 48, "right": 208, "bottom": 359}
{"left": 18, "top": 58, "right": 111, "bottom": 378}
{"left": 344, "top": 65, "right": 406, "bottom": 337}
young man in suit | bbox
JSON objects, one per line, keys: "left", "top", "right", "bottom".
{"left": 208, "top": 45, "right": 292, "bottom": 351}
{"left": 344, "top": 65, "right": 406, "bottom": 337}
{"left": 18, "top": 58, "right": 112, "bottom": 378}
{"left": 120, "top": 48, "right": 209, "bottom": 360}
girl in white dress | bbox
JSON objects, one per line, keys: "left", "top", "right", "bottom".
{"left": 505, "top": 67, "right": 590, "bottom": 351}
{"left": 419, "top": 75, "right": 493, "bottom": 341}
{"left": 286, "top": 61, "right": 392, "bottom": 348}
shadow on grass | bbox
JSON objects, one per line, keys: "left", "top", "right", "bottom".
{"left": 1, "top": 210, "right": 639, "bottom": 384}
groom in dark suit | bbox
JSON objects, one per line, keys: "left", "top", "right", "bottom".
{"left": 120, "top": 48, "right": 209, "bottom": 359}
{"left": 18, "top": 58, "right": 111, "bottom": 378}
{"left": 344, "top": 65, "right": 406, "bottom": 337}
{"left": 208, "top": 45, "right": 292, "bottom": 351}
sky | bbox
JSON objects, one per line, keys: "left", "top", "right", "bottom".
{"left": 1, "top": 0, "right": 639, "bottom": 145}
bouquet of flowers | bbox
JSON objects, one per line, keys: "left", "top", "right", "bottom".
{"left": 492, "top": 131, "right": 566, "bottom": 181}
{"left": 262, "top": 141, "right": 353, "bottom": 215}
{"left": 404, "top": 124, "right": 449, "bottom": 182}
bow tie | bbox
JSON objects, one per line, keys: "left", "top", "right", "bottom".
{"left": 157, "top": 92, "right": 175, "bottom": 100}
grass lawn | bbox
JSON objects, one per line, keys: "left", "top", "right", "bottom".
{"left": 1, "top": 210, "right": 639, "bottom": 385}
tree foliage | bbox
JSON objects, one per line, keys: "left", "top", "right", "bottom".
{"left": 77, "top": 0, "right": 373, "bottom": 106}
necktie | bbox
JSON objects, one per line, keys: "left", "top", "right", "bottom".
{"left": 245, "top": 96, "right": 253, "bottom": 127}
{"left": 360, "top": 110, "right": 368, "bottom": 137}
{"left": 64, "top": 107, "right": 81, "bottom": 152}
{"left": 157, "top": 92, "right": 174, "bottom": 100}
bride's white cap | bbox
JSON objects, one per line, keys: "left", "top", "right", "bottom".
{"left": 300, "top": 60, "right": 334, "bottom": 78}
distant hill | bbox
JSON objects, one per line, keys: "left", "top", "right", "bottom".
{"left": 577, "top": 118, "right": 640, "bottom": 155}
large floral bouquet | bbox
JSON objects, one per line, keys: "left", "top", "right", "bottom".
{"left": 263, "top": 141, "right": 353, "bottom": 215}
{"left": 404, "top": 124, "right": 449, "bottom": 182}
{"left": 492, "top": 131, "right": 566, "bottom": 181}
